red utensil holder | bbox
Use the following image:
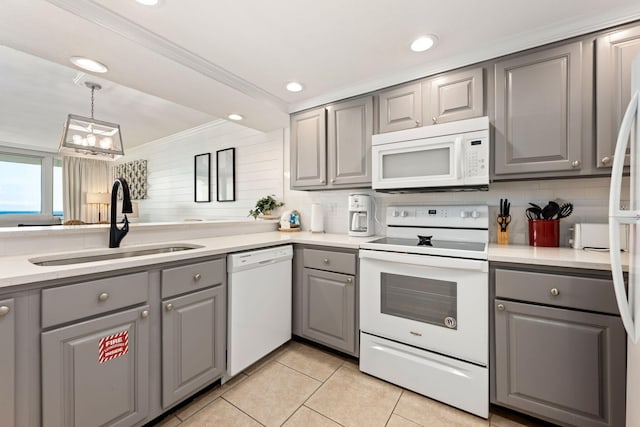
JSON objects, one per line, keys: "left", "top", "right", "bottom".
{"left": 528, "top": 219, "right": 560, "bottom": 247}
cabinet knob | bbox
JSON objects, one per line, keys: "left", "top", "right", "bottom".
{"left": 165, "top": 303, "right": 174, "bottom": 312}
{"left": 194, "top": 273, "right": 202, "bottom": 281}
{"left": 98, "top": 292, "right": 109, "bottom": 302}
{"left": 497, "top": 303, "right": 505, "bottom": 311}
{"left": 323, "top": 258, "right": 329, "bottom": 264}
{"left": 415, "top": 120, "right": 421, "bottom": 126}
{"left": 571, "top": 160, "right": 581, "bottom": 168}
{"left": 320, "top": 179, "right": 325, "bottom": 184}
{"left": 141, "top": 310, "right": 149, "bottom": 318}
{"left": 331, "top": 179, "right": 336, "bottom": 183}
{"left": 346, "top": 277, "right": 353, "bottom": 284}
{"left": 550, "top": 288, "right": 560, "bottom": 296}
{"left": 0, "top": 306, "right": 10, "bottom": 317}
{"left": 601, "top": 156, "right": 612, "bottom": 165}
{"left": 432, "top": 117, "right": 437, "bottom": 124}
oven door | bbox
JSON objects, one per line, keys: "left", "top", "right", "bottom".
{"left": 372, "top": 135, "right": 462, "bottom": 190}
{"left": 359, "top": 249, "right": 488, "bottom": 365}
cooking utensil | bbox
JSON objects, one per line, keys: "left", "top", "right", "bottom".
{"left": 529, "top": 202, "right": 542, "bottom": 210}
{"left": 526, "top": 207, "right": 540, "bottom": 220}
{"left": 541, "top": 201, "right": 560, "bottom": 219}
{"left": 557, "top": 203, "right": 574, "bottom": 219}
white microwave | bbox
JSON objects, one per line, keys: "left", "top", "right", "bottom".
{"left": 372, "top": 116, "right": 490, "bottom": 192}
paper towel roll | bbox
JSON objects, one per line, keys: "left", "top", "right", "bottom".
{"left": 310, "top": 203, "right": 324, "bottom": 233}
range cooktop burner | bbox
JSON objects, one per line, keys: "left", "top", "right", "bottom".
{"left": 417, "top": 235, "right": 433, "bottom": 246}
{"left": 366, "top": 237, "right": 486, "bottom": 253}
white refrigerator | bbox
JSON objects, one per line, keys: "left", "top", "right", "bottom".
{"left": 609, "top": 52, "right": 640, "bottom": 427}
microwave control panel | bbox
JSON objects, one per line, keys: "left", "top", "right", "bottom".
{"left": 464, "top": 135, "right": 489, "bottom": 180}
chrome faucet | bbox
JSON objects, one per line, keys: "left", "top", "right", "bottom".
{"left": 109, "top": 177, "right": 133, "bottom": 248}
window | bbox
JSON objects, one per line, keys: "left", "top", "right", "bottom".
{"left": 0, "top": 148, "right": 63, "bottom": 223}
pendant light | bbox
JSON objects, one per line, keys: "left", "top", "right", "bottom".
{"left": 59, "top": 82, "right": 124, "bottom": 160}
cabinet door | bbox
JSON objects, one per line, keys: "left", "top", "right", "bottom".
{"left": 290, "top": 107, "right": 327, "bottom": 188}
{"left": 0, "top": 298, "right": 15, "bottom": 427}
{"left": 42, "top": 305, "right": 150, "bottom": 427}
{"left": 596, "top": 25, "right": 640, "bottom": 168}
{"left": 424, "top": 67, "right": 484, "bottom": 125}
{"left": 327, "top": 96, "right": 373, "bottom": 187}
{"left": 162, "top": 286, "right": 226, "bottom": 408}
{"left": 377, "top": 82, "right": 422, "bottom": 133}
{"left": 494, "top": 299, "right": 625, "bottom": 427}
{"left": 494, "top": 42, "right": 583, "bottom": 175}
{"left": 302, "top": 268, "right": 355, "bottom": 354}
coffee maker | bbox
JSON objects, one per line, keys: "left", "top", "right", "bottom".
{"left": 348, "top": 193, "right": 374, "bottom": 237}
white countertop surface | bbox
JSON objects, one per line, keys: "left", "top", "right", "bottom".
{"left": 0, "top": 231, "right": 624, "bottom": 291}
{"left": 0, "top": 231, "right": 376, "bottom": 290}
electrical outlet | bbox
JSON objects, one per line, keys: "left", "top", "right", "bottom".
{"left": 327, "top": 203, "right": 338, "bottom": 216}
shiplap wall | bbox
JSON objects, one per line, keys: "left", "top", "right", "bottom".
{"left": 119, "top": 120, "right": 284, "bottom": 223}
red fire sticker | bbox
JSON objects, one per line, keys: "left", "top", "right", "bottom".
{"left": 98, "top": 330, "right": 129, "bottom": 363}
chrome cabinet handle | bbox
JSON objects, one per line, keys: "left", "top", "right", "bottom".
{"left": 415, "top": 120, "right": 421, "bottom": 126}
{"left": 550, "top": 288, "right": 560, "bottom": 296}
{"left": 98, "top": 292, "right": 109, "bottom": 302}
{"left": 323, "top": 258, "right": 329, "bottom": 264}
{"left": 497, "top": 304, "right": 505, "bottom": 311}
{"left": 601, "top": 156, "right": 612, "bottom": 165}
{"left": 331, "top": 179, "right": 336, "bottom": 183}
{"left": 346, "top": 277, "right": 353, "bottom": 285}
{"left": 165, "top": 303, "right": 174, "bottom": 311}
{"left": 0, "top": 306, "right": 10, "bottom": 317}
{"left": 571, "top": 160, "right": 581, "bottom": 168}
{"left": 194, "top": 273, "right": 201, "bottom": 281}
{"left": 141, "top": 310, "right": 149, "bottom": 318}
{"left": 320, "top": 179, "right": 325, "bottom": 184}
{"left": 432, "top": 117, "right": 437, "bottom": 124}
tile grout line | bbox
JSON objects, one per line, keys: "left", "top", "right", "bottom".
{"left": 383, "top": 389, "right": 406, "bottom": 427}
{"left": 220, "top": 395, "right": 267, "bottom": 426}
{"left": 273, "top": 357, "right": 342, "bottom": 383}
{"left": 301, "top": 404, "right": 348, "bottom": 427}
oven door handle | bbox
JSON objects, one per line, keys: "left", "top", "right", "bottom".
{"left": 359, "top": 250, "right": 488, "bottom": 272}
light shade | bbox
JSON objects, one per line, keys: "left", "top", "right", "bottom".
{"left": 59, "top": 114, "right": 124, "bottom": 160}
{"left": 86, "top": 192, "right": 111, "bottom": 205}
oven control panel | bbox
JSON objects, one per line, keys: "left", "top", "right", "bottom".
{"left": 386, "top": 205, "right": 488, "bottom": 228}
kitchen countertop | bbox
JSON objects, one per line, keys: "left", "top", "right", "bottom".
{"left": 0, "top": 231, "right": 375, "bottom": 290}
{"left": 489, "top": 243, "right": 626, "bottom": 271}
{"left": 0, "top": 231, "right": 625, "bottom": 291}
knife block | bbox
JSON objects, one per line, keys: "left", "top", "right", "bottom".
{"left": 497, "top": 229, "right": 509, "bottom": 245}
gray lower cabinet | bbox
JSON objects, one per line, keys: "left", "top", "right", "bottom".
{"left": 301, "top": 268, "right": 355, "bottom": 355}
{"left": 377, "top": 82, "right": 423, "bottom": 133}
{"left": 423, "top": 67, "right": 484, "bottom": 125}
{"left": 494, "top": 41, "right": 584, "bottom": 177}
{"left": 0, "top": 298, "right": 15, "bottom": 427}
{"left": 161, "top": 285, "right": 226, "bottom": 408}
{"left": 596, "top": 23, "right": 640, "bottom": 169}
{"left": 41, "top": 305, "right": 150, "bottom": 427}
{"left": 492, "top": 264, "right": 626, "bottom": 427}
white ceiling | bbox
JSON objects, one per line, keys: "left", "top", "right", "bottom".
{"left": 2, "top": 0, "right": 640, "bottom": 151}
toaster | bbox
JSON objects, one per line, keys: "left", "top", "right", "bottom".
{"left": 570, "top": 223, "right": 628, "bottom": 250}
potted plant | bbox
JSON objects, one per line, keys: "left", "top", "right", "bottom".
{"left": 248, "top": 195, "right": 284, "bottom": 219}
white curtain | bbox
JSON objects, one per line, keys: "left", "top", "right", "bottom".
{"left": 62, "top": 157, "right": 114, "bottom": 223}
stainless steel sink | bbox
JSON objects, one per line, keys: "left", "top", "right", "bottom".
{"left": 30, "top": 244, "right": 203, "bottom": 266}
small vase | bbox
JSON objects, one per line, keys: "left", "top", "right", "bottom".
{"left": 262, "top": 210, "right": 272, "bottom": 216}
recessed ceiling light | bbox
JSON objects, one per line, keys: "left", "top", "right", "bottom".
{"left": 228, "top": 114, "right": 243, "bottom": 121}
{"left": 286, "top": 82, "right": 303, "bottom": 92}
{"left": 410, "top": 35, "right": 438, "bottom": 52}
{"left": 69, "top": 56, "right": 108, "bottom": 73}
{"left": 135, "top": 0, "right": 159, "bottom": 5}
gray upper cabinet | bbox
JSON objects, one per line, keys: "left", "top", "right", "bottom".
{"left": 377, "top": 82, "right": 422, "bottom": 133}
{"left": 162, "top": 285, "right": 226, "bottom": 409}
{"left": 327, "top": 96, "right": 373, "bottom": 186}
{"left": 494, "top": 42, "right": 584, "bottom": 176}
{"left": 596, "top": 24, "right": 640, "bottom": 169}
{"left": 423, "top": 67, "right": 484, "bottom": 125}
{"left": 0, "top": 298, "right": 15, "bottom": 427}
{"left": 290, "top": 107, "right": 327, "bottom": 188}
{"left": 291, "top": 97, "right": 373, "bottom": 190}
{"left": 42, "top": 305, "right": 150, "bottom": 427}
{"left": 495, "top": 300, "right": 625, "bottom": 427}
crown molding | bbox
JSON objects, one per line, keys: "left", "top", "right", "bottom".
{"left": 46, "top": 0, "right": 288, "bottom": 113}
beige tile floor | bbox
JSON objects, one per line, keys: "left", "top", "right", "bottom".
{"left": 150, "top": 340, "right": 553, "bottom": 427}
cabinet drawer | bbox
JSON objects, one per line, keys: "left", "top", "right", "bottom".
{"left": 162, "top": 258, "right": 225, "bottom": 299}
{"left": 303, "top": 249, "right": 356, "bottom": 275}
{"left": 42, "top": 272, "right": 148, "bottom": 328}
{"left": 495, "top": 269, "right": 619, "bottom": 315}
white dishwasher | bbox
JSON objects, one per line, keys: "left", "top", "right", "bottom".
{"left": 226, "top": 245, "right": 293, "bottom": 378}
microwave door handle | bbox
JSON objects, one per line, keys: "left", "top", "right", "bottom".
{"left": 454, "top": 136, "right": 463, "bottom": 179}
